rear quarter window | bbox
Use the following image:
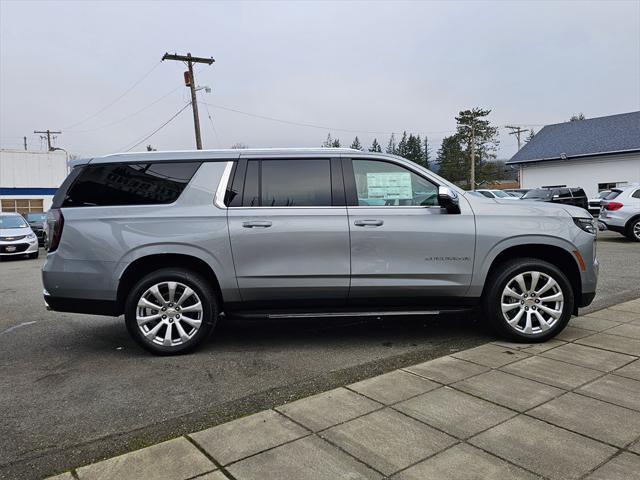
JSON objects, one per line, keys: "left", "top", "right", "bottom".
{"left": 61, "top": 162, "right": 201, "bottom": 207}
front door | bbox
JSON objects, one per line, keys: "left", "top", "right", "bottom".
{"left": 344, "top": 158, "right": 476, "bottom": 306}
{"left": 227, "top": 157, "right": 350, "bottom": 306}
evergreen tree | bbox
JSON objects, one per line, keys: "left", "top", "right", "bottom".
{"left": 332, "top": 138, "right": 341, "bottom": 147}
{"left": 369, "top": 138, "right": 382, "bottom": 152}
{"left": 423, "top": 136, "right": 432, "bottom": 169}
{"left": 386, "top": 133, "right": 397, "bottom": 154}
{"left": 569, "top": 113, "right": 586, "bottom": 122}
{"left": 396, "top": 131, "right": 409, "bottom": 158}
{"left": 322, "top": 133, "right": 334, "bottom": 147}
{"left": 436, "top": 135, "right": 466, "bottom": 185}
{"left": 404, "top": 134, "right": 425, "bottom": 166}
{"left": 350, "top": 136, "right": 363, "bottom": 151}
{"left": 455, "top": 108, "right": 499, "bottom": 189}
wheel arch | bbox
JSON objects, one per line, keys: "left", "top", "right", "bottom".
{"left": 480, "top": 243, "right": 582, "bottom": 313}
{"left": 625, "top": 214, "right": 640, "bottom": 235}
{"left": 116, "top": 253, "right": 223, "bottom": 315}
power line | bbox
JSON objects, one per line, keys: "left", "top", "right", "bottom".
{"left": 200, "top": 102, "right": 456, "bottom": 136}
{"left": 68, "top": 85, "right": 183, "bottom": 133}
{"left": 201, "top": 101, "right": 221, "bottom": 148}
{"left": 505, "top": 125, "right": 530, "bottom": 151}
{"left": 63, "top": 61, "right": 162, "bottom": 130}
{"left": 120, "top": 102, "right": 191, "bottom": 152}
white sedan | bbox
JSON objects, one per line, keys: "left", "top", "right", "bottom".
{"left": 0, "top": 212, "right": 40, "bottom": 259}
{"left": 476, "top": 189, "right": 520, "bottom": 200}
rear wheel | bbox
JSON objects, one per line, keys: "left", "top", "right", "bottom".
{"left": 483, "top": 258, "right": 573, "bottom": 342}
{"left": 125, "top": 268, "right": 218, "bottom": 355}
{"left": 626, "top": 218, "right": 640, "bottom": 242}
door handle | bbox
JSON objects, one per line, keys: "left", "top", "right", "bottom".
{"left": 354, "top": 219, "right": 384, "bottom": 227}
{"left": 242, "top": 221, "right": 272, "bottom": 228}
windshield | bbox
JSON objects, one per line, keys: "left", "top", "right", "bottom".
{"left": 26, "top": 213, "right": 47, "bottom": 222}
{"left": 522, "top": 189, "right": 552, "bottom": 200}
{"left": 492, "top": 190, "right": 510, "bottom": 198}
{"left": 597, "top": 191, "right": 610, "bottom": 199}
{"left": 0, "top": 216, "right": 28, "bottom": 229}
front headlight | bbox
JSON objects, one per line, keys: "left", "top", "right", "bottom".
{"left": 574, "top": 217, "right": 597, "bottom": 235}
{"left": 27, "top": 233, "right": 36, "bottom": 240}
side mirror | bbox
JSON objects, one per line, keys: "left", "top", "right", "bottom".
{"left": 438, "top": 186, "right": 460, "bottom": 214}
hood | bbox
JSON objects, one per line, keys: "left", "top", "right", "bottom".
{"left": 465, "top": 194, "right": 573, "bottom": 218}
{"left": 0, "top": 227, "right": 34, "bottom": 237}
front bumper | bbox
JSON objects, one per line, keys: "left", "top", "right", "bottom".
{"left": 0, "top": 239, "right": 38, "bottom": 256}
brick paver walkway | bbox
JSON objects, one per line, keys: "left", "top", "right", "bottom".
{"left": 49, "top": 299, "right": 640, "bottom": 480}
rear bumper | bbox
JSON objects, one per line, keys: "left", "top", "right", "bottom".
{"left": 600, "top": 221, "right": 625, "bottom": 234}
{"left": 44, "top": 293, "right": 120, "bottom": 316}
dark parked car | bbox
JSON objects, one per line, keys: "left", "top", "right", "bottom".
{"left": 521, "top": 187, "right": 589, "bottom": 211}
{"left": 25, "top": 212, "right": 47, "bottom": 246}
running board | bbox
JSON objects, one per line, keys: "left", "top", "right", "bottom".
{"left": 266, "top": 310, "right": 442, "bottom": 319}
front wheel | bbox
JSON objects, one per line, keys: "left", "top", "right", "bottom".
{"left": 125, "top": 268, "right": 218, "bottom": 355}
{"left": 483, "top": 258, "right": 574, "bottom": 342}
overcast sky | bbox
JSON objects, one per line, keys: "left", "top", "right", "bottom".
{"left": 1, "top": 0, "right": 639, "bottom": 159}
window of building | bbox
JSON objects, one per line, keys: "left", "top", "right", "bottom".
{"left": 352, "top": 159, "right": 438, "bottom": 206}
{"left": 598, "top": 182, "right": 628, "bottom": 191}
{"left": 61, "top": 162, "right": 201, "bottom": 207}
{"left": 1, "top": 199, "right": 44, "bottom": 215}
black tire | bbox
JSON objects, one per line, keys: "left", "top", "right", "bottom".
{"left": 125, "top": 268, "right": 218, "bottom": 355}
{"left": 28, "top": 251, "right": 39, "bottom": 259}
{"left": 625, "top": 218, "right": 640, "bottom": 242}
{"left": 482, "top": 257, "right": 574, "bottom": 342}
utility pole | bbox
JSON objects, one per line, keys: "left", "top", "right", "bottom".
{"left": 505, "top": 125, "right": 530, "bottom": 151}
{"left": 34, "top": 129, "right": 61, "bottom": 151}
{"left": 23, "top": 136, "right": 27, "bottom": 151}
{"left": 162, "top": 52, "right": 214, "bottom": 150}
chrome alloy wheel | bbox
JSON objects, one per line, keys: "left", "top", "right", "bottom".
{"left": 634, "top": 221, "right": 640, "bottom": 241}
{"left": 136, "top": 281, "right": 203, "bottom": 346}
{"left": 501, "top": 271, "right": 564, "bottom": 335}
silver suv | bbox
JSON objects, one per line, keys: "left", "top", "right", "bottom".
{"left": 599, "top": 185, "right": 640, "bottom": 242}
{"left": 43, "top": 148, "right": 598, "bottom": 354}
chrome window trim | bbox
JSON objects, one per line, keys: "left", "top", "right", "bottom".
{"left": 214, "top": 161, "right": 234, "bottom": 209}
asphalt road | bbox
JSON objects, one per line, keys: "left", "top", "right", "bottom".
{"left": 1, "top": 231, "right": 639, "bottom": 479}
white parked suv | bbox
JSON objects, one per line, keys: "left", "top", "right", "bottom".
{"left": 599, "top": 185, "right": 640, "bottom": 242}
{"left": 0, "top": 212, "right": 40, "bottom": 259}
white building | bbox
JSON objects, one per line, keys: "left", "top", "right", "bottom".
{"left": 0, "top": 149, "right": 68, "bottom": 214}
{"left": 507, "top": 111, "right": 640, "bottom": 198}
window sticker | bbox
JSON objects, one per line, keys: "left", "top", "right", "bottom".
{"left": 366, "top": 172, "right": 412, "bottom": 200}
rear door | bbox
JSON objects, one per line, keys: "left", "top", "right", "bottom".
{"left": 343, "top": 157, "right": 476, "bottom": 306}
{"left": 227, "top": 156, "right": 350, "bottom": 306}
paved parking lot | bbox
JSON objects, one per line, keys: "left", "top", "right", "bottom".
{"left": 1, "top": 231, "right": 639, "bottom": 479}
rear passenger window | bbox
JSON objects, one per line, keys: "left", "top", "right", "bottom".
{"left": 633, "top": 190, "right": 640, "bottom": 199}
{"left": 257, "top": 159, "right": 332, "bottom": 207}
{"left": 62, "top": 162, "right": 201, "bottom": 207}
{"left": 557, "top": 189, "right": 571, "bottom": 198}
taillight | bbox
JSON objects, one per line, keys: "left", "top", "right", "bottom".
{"left": 604, "top": 202, "right": 623, "bottom": 211}
{"left": 47, "top": 209, "right": 65, "bottom": 252}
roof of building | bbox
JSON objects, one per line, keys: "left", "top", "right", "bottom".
{"left": 507, "top": 111, "right": 640, "bottom": 164}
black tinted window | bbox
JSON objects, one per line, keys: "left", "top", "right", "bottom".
{"left": 558, "top": 189, "right": 571, "bottom": 198}
{"left": 479, "top": 191, "right": 494, "bottom": 198}
{"left": 62, "top": 162, "right": 200, "bottom": 207}
{"left": 604, "top": 190, "right": 621, "bottom": 200}
{"left": 243, "top": 160, "right": 260, "bottom": 207}
{"left": 633, "top": 190, "right": 640, "bottom": 199}
{"left": 259, "top": 159, "right": 332, "bottom": 207}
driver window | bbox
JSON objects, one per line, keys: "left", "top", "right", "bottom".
{"left": 352, "top": 159, "right": 438, "bottom": 206}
